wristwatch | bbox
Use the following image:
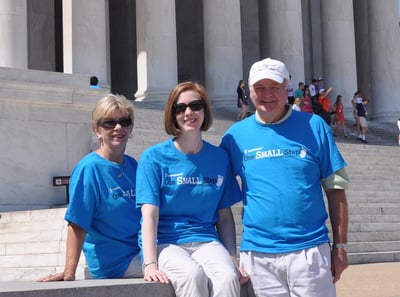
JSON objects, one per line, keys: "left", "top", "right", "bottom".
{"left": 333, "top": 243, "right": 348, "bottom": 251}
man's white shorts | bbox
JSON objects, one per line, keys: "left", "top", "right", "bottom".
{"left": 240, "top": 243, "right": 336, "bottom": 297}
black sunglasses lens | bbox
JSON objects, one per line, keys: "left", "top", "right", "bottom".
{"left": 101, "top": 120, "right": 117, "bottom": 129}
{"left": 101, "top": 118, "right": 132, "bottom": 129}
{"left": 175, "top": 100, "right": 204, "bottom": 114}
{"left": 119, "top": 118, "right": 132, "bottom": 127}
{"left": 189, "top": 100, "right": 204, "bottom": 111}
{"left": 175, "top": 104, "right": 187, "bottom": 114}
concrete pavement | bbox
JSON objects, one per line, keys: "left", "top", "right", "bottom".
{"left": 336, "top": 262, "right": 400, "bottom": 297}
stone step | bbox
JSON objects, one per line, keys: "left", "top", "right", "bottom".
{"left": 348, "top": 231, "right": 400, "bottom": 242}
{"left": 348, "top": 222, "right": 400, "bottom": 233}
{"left": 348, "top": 192, "right": 399, "bottom": 199}
{"left": 346, "top": 148, "right": 400, "bottom": 155}
{"left": 0, "top": 263, "right": 86, "bottom": 283}
{"left": 0, "top": 219, "right": 66, "bottom": 235}
{"left": 347, "top": 170, "right": 400, "bottom": 179}
{"left": 348, "top": 251, "right": 400, "bottom": 265}
{"left": 0, "top": 240, "right": 64, "bottom": 256}
{"left": 350, "top": 214, "right": 400, "bottom": 223}
{"left": 347, "top": 204, "right": 400, "bottom": 215}
{"left": 339, "top": 142, "right": 399, "bottom": 151}
{"left": 0, "top": 227, "right": 65, "bottom": 244}
{"left": 348, "top": 241, "right": 400, "bottom": 253}
{"left": 349, "top": 182, "right": 399, "bottom": 190}
{"left": 346, "top": 195, "right": 400, "bottom": 204}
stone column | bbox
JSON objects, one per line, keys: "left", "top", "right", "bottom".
{"left": 135, "top": 0, "right": 177, "bottom": 103}
{"left": 203, "top": 0, "right": 242, "bottom": 107}
{"left": 27, "top": 0, "right": 56, "bottom": 71}
{"left": 308, "top": 0, "right": 323, "bottom": 80}
{"left": 320, "top": 0, "right": 357, "bottom": 107}
{"left": 62, "top": 0, "right": 109, "bottom": 86}
{"left": 0, "top": 0, "right": 28, "bottom": 68}
{"left": 260, "top": 1, "right": 305, "bottom": 83}
{"left": 353, "top": 0, "right": 372, "bottom": 104}
{"left": 240, "top": 0, "right": 260, "bottom": 80}
{"left": 367, "top": 0, "right": 400, "bottom": 118}
{"left": 301, "top": 0, "right": 322, "bottom": 82}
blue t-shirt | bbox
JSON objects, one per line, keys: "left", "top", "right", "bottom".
{"left": 65, "top": 152, "right": 141, "bottom": 278}
{"left": 136, "top": 139, "right": 241, "bottom": 245}
{"left": 220, "top": 110, "right": 347, "bottom": 254}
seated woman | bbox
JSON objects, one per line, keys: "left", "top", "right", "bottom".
{"left": 38, "top": 94, "right": 142, "bottom": 281}
{"left": 137, "top": 82, "right": 247, "bottom": 297}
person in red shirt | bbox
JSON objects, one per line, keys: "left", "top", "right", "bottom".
{"left": 318, "top": 87, "right": 333, "bottom": 125}
{"left": 333, "top": 95, "right": 348, "bottom": 137}
{"left": 300, "top": 85, "right": 313, "bottom": 113}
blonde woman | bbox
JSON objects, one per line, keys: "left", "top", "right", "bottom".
{"left": 38, "top": 94, "right": 142, "bottom": 281}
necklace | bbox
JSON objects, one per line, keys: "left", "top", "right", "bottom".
{"left": 116, "top": 162, "right": 136, "bottom": 188}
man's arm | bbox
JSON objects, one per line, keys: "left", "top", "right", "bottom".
{"left": 326, "top": 188, "right": 349, "bottom": 283}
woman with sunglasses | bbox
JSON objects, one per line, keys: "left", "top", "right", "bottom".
{"left": 137, "top": 82, "right": 247, "bottom": 296}
{"left": 38, "top": 94, "right": 142, "bottom": 281}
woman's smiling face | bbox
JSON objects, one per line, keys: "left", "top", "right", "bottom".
{"left": 95, "top": 110, "right": 133, "bottom": 150}
{"left": 174, "top": 90, "right": 205, "bottom": 133}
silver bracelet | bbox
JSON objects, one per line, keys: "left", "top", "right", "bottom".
{"left": 333, "top": 243, "right": 348, "bottom": 251}
{"left": 142, "top": 261, "right": 158, "bottom": 270}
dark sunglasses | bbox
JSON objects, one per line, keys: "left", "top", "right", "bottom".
{"left": 174, "top": 100, "right": 204, "bottom": 115}
{"left": 99, "top": 117, "right": 132, "bottom": 129}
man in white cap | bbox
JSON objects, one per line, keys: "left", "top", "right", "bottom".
{"left": 220, "top": 58, "right": 349, "bottom": 296}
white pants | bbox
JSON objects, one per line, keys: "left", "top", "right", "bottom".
{"left": 240, "top": 243, "right": 336, "bottom": 297}
{"left": 158, "top": 241, "right": 240, "bottom": 297}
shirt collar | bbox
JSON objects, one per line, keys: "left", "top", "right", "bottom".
{"left": 255, "top": 104, "right": 292, "bottom": 125}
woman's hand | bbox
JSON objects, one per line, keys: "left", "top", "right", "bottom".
{"left": 37, "top": 271, "right": 75, "bottom": 282}
{"left": 237, "top": 266, "right": 250, "bottom": 285}
{"left": 143, "top": 263, "right": 169, "bottom": 284}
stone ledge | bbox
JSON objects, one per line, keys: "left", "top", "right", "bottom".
{"left": 0, "top": 279, "right": 175, "bottom": 297}
{"left": 0, "top": 279, "right": 255, "bottom": 297}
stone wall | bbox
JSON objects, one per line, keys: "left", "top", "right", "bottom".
{"left": 0, "top": 67, "right": 108, "bottom": 211}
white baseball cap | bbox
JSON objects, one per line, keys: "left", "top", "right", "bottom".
{"left": 248, "top": 58, "right": 290, "bottom": 86}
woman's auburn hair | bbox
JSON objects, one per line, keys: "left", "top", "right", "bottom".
{"left": 164, "top": 81, "right": 213, "bottom": 136}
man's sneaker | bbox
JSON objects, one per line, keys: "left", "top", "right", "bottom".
{"left": 362, "top": 139, "right": 368, "bottom": 143}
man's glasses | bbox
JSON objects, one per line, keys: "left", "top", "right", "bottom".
{"left": 174, "top": 100, "right": 204, "bottom": 115}
{"left": 99, "top": 118, "right": 132, "bottom": 129}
